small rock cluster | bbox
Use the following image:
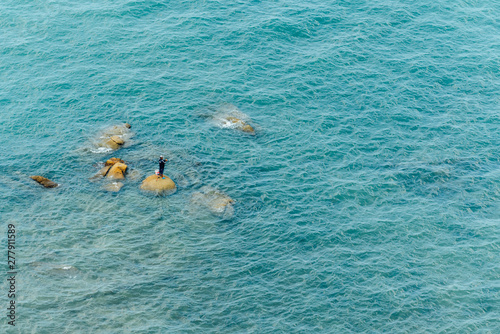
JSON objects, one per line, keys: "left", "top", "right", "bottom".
{"left": 96, "top": 123, "right": 132, "bottom": 150}
{"left": 92, "top": 157, "right": 128, "bottom": 192}
{"left": 30, "top": 107, "right": 254, "bottom": 218}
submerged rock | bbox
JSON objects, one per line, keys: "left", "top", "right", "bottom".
{"left": 31, "top": 262, "right": 79, "bottom": 277}
{"left": 103, "top": 182, "right": 124, "bottom": 192}
{"left": 140, "top": 174, "right": 176, "bottom": 195}
{"left": 102, "top": 136, "right": 125, "bottom": 150}
{"left": 203, "top": 104, "right": 256, "bottom": 135}
{"left": 223, "top": 116, "right": 255, "bottom": 135}
{"left": 30, "top": 176, "right": 58, "bottom": 188}
{"left": 102, "top": 123, "right": 131, "bottom": 136}
{"left": 126, "top": 169, "right": 142, "bottom": 181}
{"left": 191, "top": 186, "right": 235, "bottom": 219}
{"left": 94, "top": 165, "right": 112, "bottom": 178}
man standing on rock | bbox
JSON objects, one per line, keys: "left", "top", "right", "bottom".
{"left": 158, "top": 156, "right": 167, "bottom": 179}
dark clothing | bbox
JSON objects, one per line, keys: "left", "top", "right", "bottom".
{"left": 159, "top": 158, "right": 166, "bottom": 175}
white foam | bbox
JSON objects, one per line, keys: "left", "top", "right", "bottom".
{"left": 90, "top": 147, "right": 113, "bottom": 154}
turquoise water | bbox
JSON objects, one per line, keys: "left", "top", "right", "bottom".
{"left": 1, "top": 0, "right": 500, "bottom": 332}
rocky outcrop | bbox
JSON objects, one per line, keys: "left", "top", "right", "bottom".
{"left": 102, "top": 136, "right": 125, "bottom": 150}
{"left": 191, "top": 186, "right": 235, "bottom": 219}
{"left": 103, "top": 182, "right": 124, "bottom": 192}
{"left": 107, "top": 162, "right": 127, "bottom": 179}
{"left": 30, "top": 176, "right": 58, "bottom": 188}
{"left": 140, "top": 175, "right": 176, "bottom": 195}
{"left": 92, "top": 158, "right": 127, "bottom": 179}
{"left": 91, "top": 158, "right": 128, "bottom": 192}
{"left": 95, "top": 123, "right": 133, "bottom": 151}
{"left": 105, "top": 158, "right": 124, "bottom": 166}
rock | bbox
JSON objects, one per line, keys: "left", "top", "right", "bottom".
{"left": 110, "top": 136, "right": 124, "bottom": 145}
{"left": 140, "top": 174, "right": 176, "bottom": 195}
{"left": 102, "top": 123, "right": 132, "bottom": 136}
{"left": 91, "top": 165, "right": 112, "bottom": 179}
{"left": 49, "top": 265, "right": 79, "bottom": 275}
{"left": 126, "top": 169, "right": 142, "bottom": 181}
{"left": 105, "top": 158, "right": 124, "bottom": 166}
{"left": 102, "top": 136, "right": 125, "bottom": 150}
{"left": 191, "top": 186, "right": 235, "bottom": 219}
{"left": 102, "top": 138, "right": 120, "bottom": 150}
{"left": 30, "top": 262, "right": 80, "bottom": 277}
{"left": 94, "top": 123, "right": 133, "bottom": 151}
{"left": 221, "top": 117, "right": 256, "bottom": 135}
{"left": 107, "top": 162, "right": 127, "bottom": 179}
{"left": 103, "top": 182, "right": 124, "bottom": 192}
{"left": 30, "top": 176, "right": 58, "bottom": 188}
{"left": 204, "top": 104, "right": 256, "bottom": 135}
{"left": 92, "top": 158, "right": 125, "bottom": 179}
{"left": 241, "top": 124, "right": 255, "bottom": 134}
{"left": 98, "top": 165, "right": 112, "bottom": 176}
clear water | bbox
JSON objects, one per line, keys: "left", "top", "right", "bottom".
{"left": 1, "top": 0, "right": 500, "bottom": 332}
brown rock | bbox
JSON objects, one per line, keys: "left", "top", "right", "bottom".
{"left": 110, "top": 136, "right": 124, "bottom": 145}
{"left": 241, "top": 124, "right": 255, "bottom": 135}
{"left": 140, "top": 174, "right": 176, "bottom": 194}
{"left": 103, "top": 138, "right": 121, "bottom": 150}
{"left": 105, "top": 158, "right": 124, "bottom": 166}
{"left": 30, "top": 176, "right": 58, "bottom": 188}
{"left": 107, "top": 162, "right": 128, "bottom": 179}
{"left": 101, "top": 136, "right": 125, "bottom": 150}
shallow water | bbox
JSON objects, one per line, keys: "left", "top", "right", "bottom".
{"left": 1, "top": 0, "right": 500, "bottom": 332}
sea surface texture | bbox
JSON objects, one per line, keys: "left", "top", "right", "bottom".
{"left": 1, "top": 0, "right": 500, "bottom": 333}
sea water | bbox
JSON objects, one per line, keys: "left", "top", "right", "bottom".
{"left": 1, "top": 0, "right": 499, "bottom": 332}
